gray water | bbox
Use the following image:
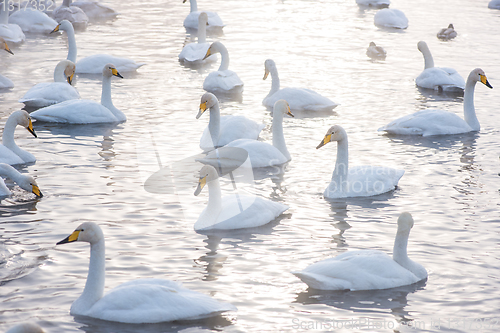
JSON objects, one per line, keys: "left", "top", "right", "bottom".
{"left": 1, "top": 0, "right": 500, "bottom": 332}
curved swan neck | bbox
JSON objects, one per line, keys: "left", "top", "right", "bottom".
{"left": 217, "top": 44, "right": 229, "bottom": 71}
{"left": 420, "top": 44, "right": 434, "bottom": 69}
{"left": 76, "top": 238, "right": 105, "bottom": 310}
{"left": 206, "top": 178, "right": 222, "bottom": 217}
{"left": 188, "top": 0, "right": 197, "bottom": 12}
{"left": 0, "top": 1, "right": 9, "bottom": 25}
{"left": 2, "top": 114, "right": 20, "bottom": 152}
{"left": 463, "top": 74, "right": 480, "bottom": 131}
{"left": 0, "top": 163, "right": 23, "bottom": 184}
{"left": 272, "top": 110, "right": 290, "bottom": 160}
{"left": 268, "top": 65, "right": 280, "bottom": 97}
{"left": 208, "top": 104, "right": 221, "bottom": 147}
{"left": 197, "top": 15, "right": 207, "bottom": 43}
{"left": 332, "top": 136, "right": 349, "bottom": 187}
{"left": 54, "top": 63, "right": 67, "bottom": 82}
{"left": 64, "top": 24, "right": 77, "bottom": 63}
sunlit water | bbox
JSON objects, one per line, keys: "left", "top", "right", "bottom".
{"left": 1, "top": 0, "right": 500, "bottom": 332}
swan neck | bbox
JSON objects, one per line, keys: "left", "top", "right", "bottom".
{"left": 393, "top": 229, "right": 410, "bottom": 267}
{"left": 0, "top": 164, "right": 22, "bottom": 183}
{"left": 101, "top": 75, "right": 115, "bottom": 111}
{"left": 189, "top": 0, "right": 197, "bottom": 12}
{"left": 2, "top": 115, "right": 19, "bottom": 152}
{"left": 268, "top": 65, "right": 280, "bottom": 97}
{"left": 206, "top": 178, "right": 222, "bottom": 217}
{"left": 208, "top": 104, "right": 221, "bottom": 147}
{"left": 422, "top": 47, "right": 434, "bottom": 69}
{"left": 332, "top": 138, "right": 349, "bottom": 188}
{"left": 65, "top": 25, "right": 78, "bottom": 63}
{"left": 272, "top": 111, "right": 290, "bottom": 160}
{"left": 197, "top": 18, "right": 206, "bottom": 43}
{"left": 0, "top": 1, "right": 8, "bottom": 25}
{"left": 463, "top": 76, "right": 479, "bottom": 131}
{"left": 218, "top": 45, "right": 229, "bottom": 71}
{"left": 54, "top": 64, "right": 66, "bottom": 83}
{"left": 78, "top": 239, "right": 105, "bottom": 309}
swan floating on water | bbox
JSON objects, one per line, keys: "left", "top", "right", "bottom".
{"left": 366, "top": 42, "right": 386, "bottom": 60}
{"left": 415, "top": 41, "right": 465, "bottom": 93}
{"left": 0, "top": 110, "right": 37, "bottom": 165}
{"left": 51, "top": 0, "right": 89, "bottom": 30}
{"left": 437, "top": 23, "right": 457, "bottom": 40}
{"left": 19, "top": 60, "right": 80, "bottom": 108}
{"left": 194, "top": 165, "right": 289, "bottom": 231}
{"left": 0, "top": 37, "right": 14, "bottom": 89}
{"left": 316, "top": 125, "right": 404, "bottom": 198}
{"left": 0, "top": 1, "right": 25, "bottom": 43}
{"left": 202, "top": 41, "right": 243, "bottom": 95}
{"left": 179, "top": 12, "right": 216, "bottom": 65}
{"left": 56, "top": 222, "right": 237, "bottom": 323}
{"left": 374, "top": 8, "right": 408, "bottom": 29}
{"left": 70, "top": 0, "right": 118, "bottom": 21}
{"left": 52, "top": 20, "right": 145, "bottom": 74}
{"left": 183, "top": 0, "right": 224, "bottom": 33}
{"left": 379, "top": 68, "right": 492, "bottom": 136}
{"left": 8, "top": 9, "right": 58, "bottom": 34}
{"left": 31, "top": 63, "right": 126, "bottom": 124}
{"left": 263, "top": 59, "right": 338, "bottom": 112}
{"left": 292, "top": 212, "right": 427, "bottom": 290}
{"left": 5, "top": 322, "right": 45, "bottom": 333}
{"left": 0, "top": 163, "right": 42, "bottom": 197}
{"left": 197, "top": 92, "right": 264, "bottom": 151}
{"left": 356, "top": 0, "right": 390, "bottom": 8}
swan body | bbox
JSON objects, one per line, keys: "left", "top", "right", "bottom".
{"left": 0, "top": 110, "right": 37, "bottom": 165}
{"left": 203, "top": 41, "right": 243, "bottom": 95}
{"left": 366, "top": 42, "right": 386, "bottom": 59}
{"left": 197, "top": 92, "right": 264, "bottom": 151}
{"left": 194, "top": 165, "right": 288, "bottom": 230}
{"left": 415, "top": 41, "right": 465, "bottom": 93}
{"left": 31, "top": 64, "right": 126, "bottom": 124}
{"left": 263, "top": 59, "right": 338, "bottom": 112}
{"left": 19, "top": 60, "right": 80, "bottom": 108}
{"left": 356, "top": 0, "right": 390, "bottom": 8}
{"left": 183, "top": 0, "right": 223, "bottom": 32}
{"left": 71, "top": 0, "right": 118, "bottom": 21}
{"left": 0, "top": 1, "right": 25, "bottom": 43}
{"left": 0, "top": 163, "right": 42, "bottom": 197}
{"left": 374, "top": 8, "right": 408, "bottom": 29}
{"left": 56, "top": 222, "right": 236, "bottom": 323}
{"left": 52, "top": 0, "right": 89, "bottom": 30}
{"left": 317, "top": 125, "right": 404, "bottom": 198}
{"left": 179, "top": 12, "right": 216, "bottom": 65}
{"left": 53, "top": 20, "right": 145, "bottom": 74}
{"left": 293, "top": 212, "right": 427, "bottom": 291}
{"left": 0, "top": 38, "right": 14, "bottom": 88}
{"left": 6, "top": 322, "right": 44, "bottom": 333}
{"left": 379, "top": 68, "right": 492, "bottom": 136}
{"left": 488, "top": 0, "right": 500, "bottom": 9}
{"left": 8, "top": 10, "right": 58, "bottom": 34}
{"left": 437, "top": 23, "right": 457, "bottom": 40}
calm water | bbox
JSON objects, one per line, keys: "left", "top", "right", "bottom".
{"left": 1, "top": 0, "right": 500, "bottom": 332}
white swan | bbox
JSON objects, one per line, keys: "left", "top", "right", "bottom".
{"left": 0, "top": 1, "right": 25, "bottom": 43}
{"left": 0, "top": 37, "right": 14, "bottom": 89}
{"left": 197, "top": 92, "right": 264, "bottom": 151}
{"left": 366, "top": 42, "right": 386, "bottom": 59}
{"left": 0, "top": 110, "right": 37, "bottom": 165}
{"left": 183, "top": 0, "right": 223, "bottom": 32}
{"left": 379, "top": 68, "right": 492, "bottom": 136}
{"left": 202, "top": 41, "right": 244, "bottom": 95}
{"left": 5, "top": 322, "right": 44, "bottom": 333}
{"left": 70, "top": 0, "right": 118, "bottom": 21}
{"left": 212, "top": 100, "right": 293, "bottom": 168}
{"left": 356, "top": 0, "right": 390, "bottom": 8}
{"left": 19, "top": 60, "right": 80, "bottom": 108}
{"left": 194, "top": 165, "right": 288, "bottom": 230}
{"left": 292, "top": 212, "right": 427, "bottom": 291}
{"left": 488, "top": 0, "right": 500, "bottom": 9}
{"left": 52, "top": 20, "right": 145, "bottom": 74}
{"left": 263, "top": 59, "right": 338, "bottom": 112}
{"left": 179, "top": 12, "right": 216, "bottom": 65}
{"left": 31, "top": 63, "right": 126, "bottom": 124}
{"left": 437, "top": 23, "right": 457, "bottom": 40}
{"left": 0, "top": 163, "right": 42, "bottom": 197}
{"left": 415, "top": 41, "right": 465, "bottom": 93}
{"left": 8, "top": 9, "right": 58, "bottom": 34}
{"left": 316, "top": 125, "right": 404, "bottom": 198}
{"left": 56, "top": 222, "right": 237, "bottom": 323}
{"left": 51, "top": 0, "right": 89, "bottom": 30}
{"left": 374, "top": 8, "right": 408, "bottom": 29}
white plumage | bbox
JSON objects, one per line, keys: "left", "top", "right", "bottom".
{"left": 374, "top": 8, "right": 408, "bottom": 29}
{"left": 183, "top": 0, "right": 223, "bottom": 32}
{"left": 8, "top": 10, "right": 58, "bottom": 34}
{"left": 179, "top": 12, "right": 216, "bottom": 65}
{"left": 0, "top": 163, "right": 42, "bottom": 197}
{"left": 0, "top": 1, "right": 25, "bottom": 44}
{"left": 51, "top": 0, "right": 88, "bottom": 30}
{"left": 202, "top": 41, "right": 243, "bottom": 95}
{"left": 0, "top": 110, "right": 37, "bottom": 165}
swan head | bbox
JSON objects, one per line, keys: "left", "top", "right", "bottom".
{"left": 316, "top": 125, "right": 346, "bottom": 149}
{"left": 102, "top": 63, "right": 123, "bottom": 79}
{"left": 263, "top": 59, "right": 276, "bottom": 80}
{"left": 273, "top": 99, "right": 294, "bottom": 117}
{"left": 51, "top": 20, "right": 73, "bottom": 34}
{"left": 5, "top": 322, "right": 45, "bottom": 333}
{"left": 0, "top": 37, "right": 13, "bottom": 55}
{"left": 57, "top": 222, "right": 104, "bottom": 246}
{"left": 470, "top": 68, "right": 493, "bottom": 89}
{"left": 416, "top": 41, "right": 429, "bottom": 54}
{"left": 55, "top": 60, "right": 76, "bottom": 85}
{"left": 13, "top": 110, "right": 37, "bottom": 138}
{"left": 194, "top": 165, "right": 219, "bottom": 196}
{"left": 20, "top": 175, "right": 43, "bottom": 198}
{"left": 198, "top": 11, "right": 208, "bottom": 24}
{"left": 202, "top": 41, "right": 225, "bottom": 60}
{"left": 397, "top": 212, "right": 414, "bottom": 233}
{"left": 197, "top": 92, "right": 218, "bottom": 119}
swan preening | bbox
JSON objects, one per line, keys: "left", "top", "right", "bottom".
{"left": 379, "top": 68, "right": 492, "bottom": 136}
{"left": 356, "top": 0, "right": 390, "bottom": 8}
{"left": 437, "top": 24, "right": 457, "bottom": 40}
{"left": 5, "top": 322, "right": 44, "bottom": 333}
{"left": 374, "top": 8, "right": 408, "bottom": 29}
{"left": 179, "top": 12, "right": 216, "bottom": 65}
{"left": 183, "top": 0, "right": 224, "bottom": 33}
{"left": 52, "top": 20, "right": 145, "bottom": 74}
{"left": 0, "top": 37, "right": 14, "bottom": 89}
{"left": 263, "top": 59, "right": 338, "bottom": 113}
{"left": 56, "top": 222, "right": 236, "bottom": 323}
{"left": 19, "top": 60, "right": 80, "bottom": 108}
{"left": 0, "top": 1, "right": 25, "bottom": 43}
{"left": 292, "top": 212, "right": 427, "bottom": 290}
{"left": 9, "top": 9, "right": 58, "bottom": 34}
{"left": 0, "top": 163, "right": 42, "bottom": 197}
{"left": 202, "top": 41, "right": 243, "bottom": 95}
{"left": 415, "top": 41, "right": 465, "bottom": 93}
{"left": 30, "top": 63, "right": 126, "bottom": 124}
{"left": 366, "top": 42, "right": 386, "bottom": 60}
{"left": 317, "top": 125, "right": 404, "bottom": 198}
{"left": 194, "top": 165, "right": 289, "bottom": 230}
{"left": 197, "top": 92, "right": 264, "bottom": 151}
{"left": 0, "top": 110, "right": 37, "bottom": 165}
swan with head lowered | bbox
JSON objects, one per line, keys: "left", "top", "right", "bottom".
{"left": 415, "top": 41, "right": 465, "bottom": 93}
{"left": 197, "top": 92, "right": 264, "bottom": 151}
{"left": 263, "top": 59, "right": 338, "bottom": 113}
{"left": 51, "top": 20, "right": 145, "bottom": 74}
{"left": 30, "top": 64, "right": 126, "bottom": 124}
{"left": 56, "top": 222, "right": 237, "bottom": 323}
{"left": 0, "top": 110, "right": 37, "bottom": 165}
{"left": 202, "top": 41, "right": 243, "bottom": 95}
{"left": 0, "top": 0, "right": 25, "bottom": 43}
{"left": 379, "top": 68, "right": 492, "bottom": 136}
{"left": 0, "top": 163, "right": 42, "bottom": 197}
{"left": 292, "top": 212, "right": 427, "bottom": 290}
{"left": 19, "top": 60, "right": 80, "bottom": 108}
{"left": 183, "top": 0, "right": 223, "bottom": 33}
{"left": 179, "top": 12, "right": 216, "bottom": 65}
{"left": 0, "top": 37, "right": 14, "bottom": 89}
{"left": 316, "top": 125, "right": 404, "bottom": 198}
{"left": 194, "top": 165, "right": 288, "bottom": 231}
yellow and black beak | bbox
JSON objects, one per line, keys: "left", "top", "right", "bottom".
{"left": 67, "top": 72, "right": 74, "bottom": 85}
{"left": 26, "top": 118, "right": 37, "bottom": 138}
{"left": 316, "top": 134, "right": 332, "bottom": 149}
{"left": 202, "top": 47, "right": 212, "bottom": 60}
{"left": 56, "top": 230, "right": 80, "bottom": 245}
{"left": 196, "top": 101, "right": 208, "bottom": 119}
{"left": 50, "top": 24, "right": 61, "bottom": 34}
{"left": 4, "top": 43, "right": 13, "bottom": 55}
{"left": 32, "top": 184, "right": 43, "bottom": 198}
{"left": 286, "top": 104, "right": 294, "bottom": 118}
{"left": 263, "top": 69, "right": 269, "bottom": 80}
{"left": 194, "top": 175, "right": 207, "bottom": 196}
{"left": 480, "top": 74, "right": 493, "bottom": 89}
{"left": 111, "top": 68, "right": 123, "bottom": 78}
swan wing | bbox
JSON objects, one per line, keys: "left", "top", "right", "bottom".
{"left": 203, "top": 70, "right": 244, "bottom": 94}
{"left": 416, "top": 67, "right": 465, "bottom": 91}
{"left": 264, "top": 87, "right": 338, "bottom": 112}
{"left": 8, "top": 10, "right": 58, "bottom": 34}
{"left": 225, "top": 139, "right": 288, "bottom": 168}
{"left": 30, "top": 100, "right": 118, "bottom": 124}
{"left": 19, "top": 82, "right": 80, "bottom": 108}
{"left": 76, "top": 54, "right": 145, "bottom": 74}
